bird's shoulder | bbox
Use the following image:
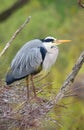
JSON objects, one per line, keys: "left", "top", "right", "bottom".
{"left": 21, "top": 39, "right": 43, "bottom": 50}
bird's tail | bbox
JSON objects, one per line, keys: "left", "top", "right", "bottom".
{"left": 6, "top": 70, "right": 15, "bottom": 85}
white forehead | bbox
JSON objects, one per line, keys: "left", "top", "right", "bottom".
{"left": 45, "top": 36, "right": 56, "bottom": 40}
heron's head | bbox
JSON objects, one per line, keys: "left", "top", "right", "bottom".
{"left": 42, "top": 36, "right": 71, "bottom": 49}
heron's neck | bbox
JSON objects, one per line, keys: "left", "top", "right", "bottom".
{"left": 46, "top": 46, "right": 58, "bottom": 54}
{"left": 42, "top": 46, "right": 59, "bottom": 71}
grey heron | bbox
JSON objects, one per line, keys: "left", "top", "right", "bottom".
{"left": 6, "top": 36, "right": 71, "bottom": 99}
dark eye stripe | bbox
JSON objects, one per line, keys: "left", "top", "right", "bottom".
{"left": 41, "top": 39, "right": 54, "bottom": 42}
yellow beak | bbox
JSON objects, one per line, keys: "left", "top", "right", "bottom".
{"left": 54, "top": 39, "right": 71, "bottom": 45}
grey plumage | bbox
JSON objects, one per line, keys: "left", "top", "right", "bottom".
{"left": 6, "top": 39, "right": 46, "bottom": 84}
{"left": 6, "top": 37, "right": 59, "bottom": 85}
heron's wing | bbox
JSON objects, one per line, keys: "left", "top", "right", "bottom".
{"left": 11, "top": 47, "right": 43, "bottom": 79}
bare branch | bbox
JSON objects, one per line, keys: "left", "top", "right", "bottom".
{"left": 0, "top": 0, "right": 30, "bottom": 22}
{"left": 78, "top": 0, "right": 84, "bottom": 8}
{"left": 0, "top": 16, "right": 31, "bottom": 57}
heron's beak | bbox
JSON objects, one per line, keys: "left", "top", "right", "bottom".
{"left": 54, "top": 39, "right": 71, "bottom": 45}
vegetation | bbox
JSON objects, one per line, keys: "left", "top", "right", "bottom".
{"left": 0, "top": 0, "right": 84, "bottom": 130}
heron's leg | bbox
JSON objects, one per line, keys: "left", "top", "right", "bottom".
{"left": 30, "top": 75, "right": 36, "bottom": 97}
{"left": 26, "top": 76, "right": 29, "bottom": 99}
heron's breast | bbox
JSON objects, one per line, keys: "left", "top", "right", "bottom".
{"left": 43, "top": 50, "right": 59, "bottom": 70}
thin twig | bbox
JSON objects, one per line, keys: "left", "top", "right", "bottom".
{"left": 53, "top": 51, "right": 84, "bottom": 104}
{"left": 0, "top": 16, "right": 31, "bottom": 57}
{"left": 64, "top": 94, "right": 78, "bottom": 98}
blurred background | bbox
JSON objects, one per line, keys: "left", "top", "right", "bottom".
{"left": 0, "top": 0, "right": 84, "bottom": 130}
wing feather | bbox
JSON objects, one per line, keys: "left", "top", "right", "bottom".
{"left": 11, "top": 47, "right": 43, "bottom": 79}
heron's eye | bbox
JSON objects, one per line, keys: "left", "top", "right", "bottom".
{"left": 51, "top": 46, "right": 54, "bottom": 48}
